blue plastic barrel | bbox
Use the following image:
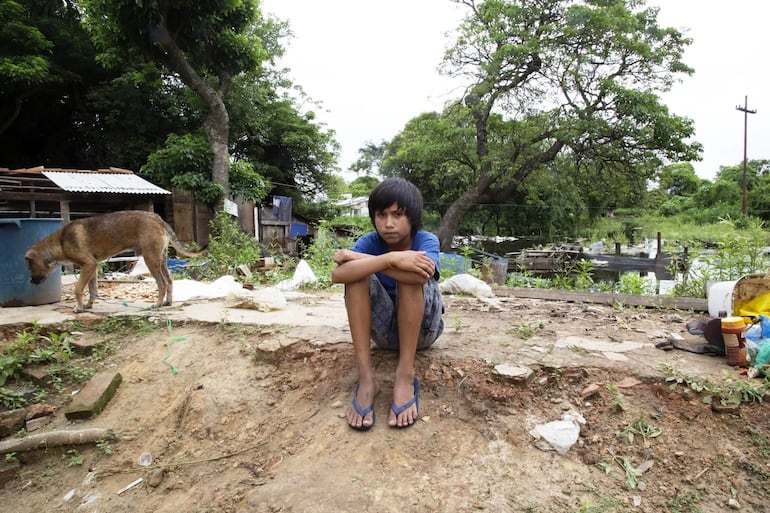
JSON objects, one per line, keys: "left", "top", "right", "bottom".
{"left": 0, "top": 218, "right": 63, "bottom": 307}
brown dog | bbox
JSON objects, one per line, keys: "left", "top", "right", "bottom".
{"left": 25, "top": 210, "right": 205, "bottom": 312}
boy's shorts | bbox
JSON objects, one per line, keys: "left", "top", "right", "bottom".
{"left": 368, "top": 275, "right": 444, "bottom": 351}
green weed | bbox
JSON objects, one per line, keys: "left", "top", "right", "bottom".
{"left": 606, "top": 383, "right": 626, "bottom": 412}
{"left": 616, "top": 418, "right": 663, "bottom": 446}
{"left": 507, "top": 321, "right": 544, "bottom": 339}
{"left": 96, "top": 439, "right": 114, "bottom": 456}
{"left": 63, "top": 449, "right": 83, "bottom": 467}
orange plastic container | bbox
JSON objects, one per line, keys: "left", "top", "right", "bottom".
{"left": 721, "top": 316, "right": 748, "bottom": 367}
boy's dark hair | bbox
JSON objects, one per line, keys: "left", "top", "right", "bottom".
{"left": 368, "top": 178, "right": 423, "bottom": 237}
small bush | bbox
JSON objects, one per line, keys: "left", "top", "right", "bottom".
{"left": 188, "top": 211, "right": 261, "bottom": 280}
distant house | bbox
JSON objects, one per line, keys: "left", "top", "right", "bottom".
{"left": 336, "top": 194, "right": 368, "bottom": 217}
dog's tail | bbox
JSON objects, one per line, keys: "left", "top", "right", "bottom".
{"left": 165, "top": 225, "right": 207, "bottom": 257}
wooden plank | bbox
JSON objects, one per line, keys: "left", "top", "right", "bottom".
{"left": 491, "top": 286, "right": 708, "bottom": 312}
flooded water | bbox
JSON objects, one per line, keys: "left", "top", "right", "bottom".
{"left": 450, "top": 235, "right": 679, "bottom": 294}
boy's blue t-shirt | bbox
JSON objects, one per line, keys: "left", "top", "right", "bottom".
{"left": 352, "top": 230, "right": 441, "bottom": 297}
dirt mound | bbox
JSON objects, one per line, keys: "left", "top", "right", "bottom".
{"left": 1, "top": 286, "right": 769, "bottom": 512}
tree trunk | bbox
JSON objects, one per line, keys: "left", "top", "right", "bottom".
{"left": 203, "top": 100, "right": 231, "bottom": 204}
{"left": 437, "top": 187, "right": 482, "bottom": 252}
{"left": 152, "top": 24, "right": 232, "bottom": 207}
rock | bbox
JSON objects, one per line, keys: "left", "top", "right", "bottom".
{"left": 0, "top": 409, "right": 26, "bottom": 438}
{"left": 492, "top": 364, "right": 533, "bottom": 384}
{"left": 580, "top": 383, "right": 601, "bottom": 400}
{"left": 25, "top": 403, "right": 55, "bottom": 420}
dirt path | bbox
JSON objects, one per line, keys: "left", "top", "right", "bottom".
{"left": 1, "top": 284, "right": 769, "bottom": 513}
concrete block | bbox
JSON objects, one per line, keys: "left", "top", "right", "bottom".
{"left": 64, "top": 371, "right": 122, "bottom": 420}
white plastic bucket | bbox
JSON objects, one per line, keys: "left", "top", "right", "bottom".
{"left": 707, "top": 281, "right": 737, "bottom": 318}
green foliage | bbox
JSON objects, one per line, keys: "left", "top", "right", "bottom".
{"left": 142, "top": 134, "right": 224, "bottom": 205}
{"left": 380, "top": 0, "right": 700, "bottom": 247}
{"left": 663, "top": 492, "right": 703, "bottom": 513}
{"left": 0, "top": 388, "right": 26, "bottom": 410}
{"left": 94, "top": 316, "right": 158, "bottom": 338}
{"left": 672, "top": 217, "right": 770, "bottom": 297}
{"left": 303, "top": 223, "right": 351, "bottom": 289}
{"left": 0, "top": 323, "right": 72, "bottom": 387}
{"left": 506, "top": 321, "right": 544, "bottom": 340}
{"left": 96, "top": 439, "right": 114, "bottom": 456}
{"left": 0, "top": 1, "right": 53, "bottom": 87}
{"left": 63, "top": 449, "right": 83, "bottom": 467}
{"left": 189, "top": 211, "right": 261, "bottom": 280}
{"left": 661, "top": 363, "right": 769, "bottom": 406}
{"left": 615, "top": 272, "right": 656, "bottom": 295}
{"left": 616, "top": 418, "right": 663, "bottom": 446}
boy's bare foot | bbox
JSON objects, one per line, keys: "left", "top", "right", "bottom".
{"left": 388, "top": 375, "right": 419, "bottom": 428}
{"left": 347, "top": 379, "right": 378, "bottom": 430}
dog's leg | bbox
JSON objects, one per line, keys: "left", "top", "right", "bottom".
{"left": 85, "top": 272, "right": 99, "bottom": 309}
{"left": 145, "top": 255, "right": 172, "bottom": 308}
{"left": 161, "top": 262, "right": 173, "bottom": 306}
{"left": 74, "top": 262, "right": 98, "bottom": 313}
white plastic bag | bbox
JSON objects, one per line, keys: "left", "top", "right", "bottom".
{"left": 439, "top": 273, "right": 494, "bottom": 298}
{"left": 276, "top": 259, "right": 318, "bottom": 290}
{"left": 225, "top": 286, "right": 287, "bottom": 311}
{"left": 529, "top": 410, "right": 586, "bottom": 454}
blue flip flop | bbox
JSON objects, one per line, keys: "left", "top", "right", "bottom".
{"left": 390, "top": 378, "right": 420, "bottom": 428}
{"left": 350, "top": 383, "right": 375, "bottom": 431}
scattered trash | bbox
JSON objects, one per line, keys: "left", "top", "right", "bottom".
{"left": 529, "top": 410, "right": 586, "bottom": 454}
{"left": 439, "top": 273, "right": 494, "bottom": 298}
{"left": 276, "top": 259, "right": 318, "bottom": 290}
{"left": 138, "top": 452, "right": 153, "bottom": 467}
{"left": 172, "top": 275, "right": 244, "bottom": 301}
{"left": 225, "top": 286, "right": 287, "bottom": 311}
{"left": 753, "top": 341, "right": 770, "bottom": 368}
{"left": 116, "top": 477, "right": 143, "bottom": 495}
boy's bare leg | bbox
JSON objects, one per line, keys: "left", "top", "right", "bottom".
{"left": 389, "top": 282, "right": 424, "bottom": 427}
{"left": 345, "top": 278, "right": 377, "bottom": 429}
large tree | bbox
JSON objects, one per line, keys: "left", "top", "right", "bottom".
{"left": 390, "top": 0, "right": 702, "bottom": 250}
{"left": 80, "top": 0, "right": 266, "bottom": 205}
{"left": 0, "top": 0, "right": 109, "bottom": 165}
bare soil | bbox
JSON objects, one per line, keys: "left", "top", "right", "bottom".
{"left": 1, "top": 280, "right": 770, "bottom": 513}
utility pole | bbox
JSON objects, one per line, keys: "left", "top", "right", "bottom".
{"left": 736, "top": 95, "right": 757, "bottom": 215}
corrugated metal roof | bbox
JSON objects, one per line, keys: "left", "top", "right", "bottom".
{"left": 42, "top": 171, "right": 171, "bottom": 195}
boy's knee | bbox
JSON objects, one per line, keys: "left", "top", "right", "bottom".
{"left": 397, "top": 282, "right": 424, "bottom": 297}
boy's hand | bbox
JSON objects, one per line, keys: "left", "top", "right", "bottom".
{"left": 333, "top": 249, "right": 359, "bottom": 265}
{"left": 389, "top": 250, "right": 435, "bottom": 279}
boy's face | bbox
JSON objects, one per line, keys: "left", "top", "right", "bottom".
{"left": 374, "top": 203, "right": 412, "bottom": 249}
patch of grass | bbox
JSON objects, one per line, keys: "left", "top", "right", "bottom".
{"left": 94, "top": 316, "right": 158, "bottom": 338}
{"left": 507, "top": 321, "right": 544, "bottom": 339}
{"left": 571, "top": 486, "right": 633, "bottom": 512}
{"left": 748, "top": 427, "right": 770, "bottom": 459}
{"left": 664, "top": 491, "right": 703, "bottom": 513}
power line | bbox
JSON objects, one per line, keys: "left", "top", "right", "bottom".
{"left": 736, "top": 95, "right": 757, "bottom": 215}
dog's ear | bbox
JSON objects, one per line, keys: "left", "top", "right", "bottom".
{"left": 24, "top": 249, "right": 37, "bottom": 268}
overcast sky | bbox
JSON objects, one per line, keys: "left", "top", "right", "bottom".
{"left": 260, "top": 0, "right": 770, "bottom": 182}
